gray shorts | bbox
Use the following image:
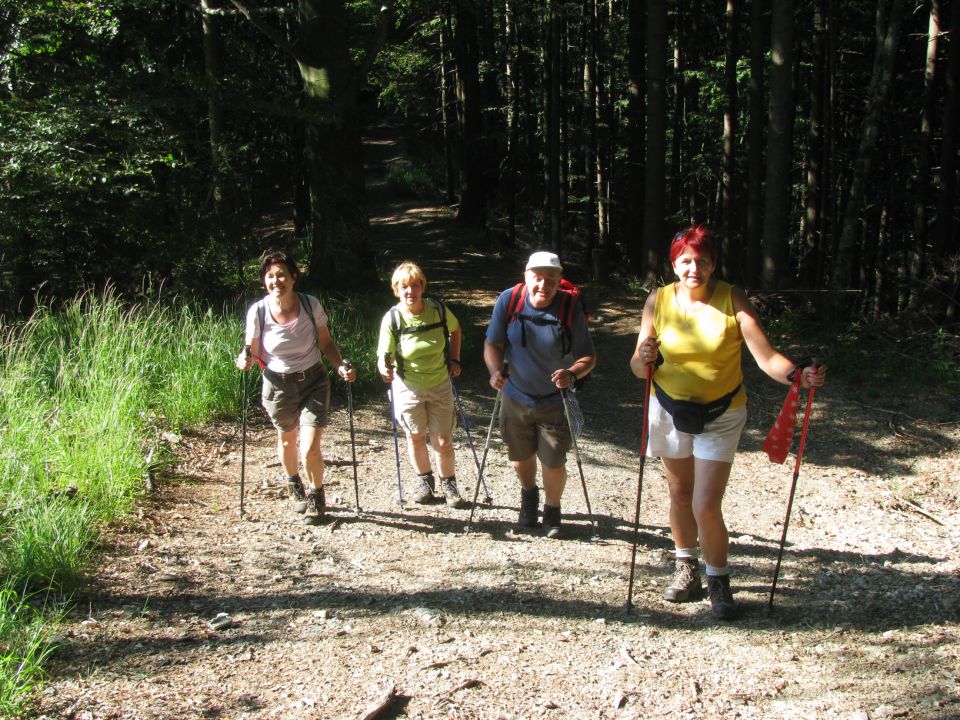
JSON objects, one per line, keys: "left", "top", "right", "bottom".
{"left": 261, "top": 363, "right": 330, "bottom": 432}
{"left": 499, "top": 393, "right": 570, "bottom": 468}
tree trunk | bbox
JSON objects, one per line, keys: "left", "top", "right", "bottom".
{"left": 833, "top": 0, "right": 905, "bottom": 295}
{"left": 933, "top": 0, "right": 959, "bottom": 319}
{"left": 761, "top": 0, "right": 794, "bottom": 289}
{"left": 453, "top": 0, "right": 487, "bottom": 226}
{"left": 505, "top": 0, "right": 519, "bottom": 246}
{"left": 546, "top": 0, "right": 562, "bottom": 250}
{"left": 439, "top": 7, "right": 458, "bottom": 205}
{"left": 295, "top": 0, "right": 374, "bottom": 290}
{"left": 721, "top": 0, "right": 740, "bottom": 282}
{"left": 745, "top": 0, "right": 766, "bottom": 287}
{"left": 201, "top": 0, "right": 242, "bottom": 284}
{"left": 642, "top": 0, "right": 667, "bottom": 281}
{"left": 625, "top": 0, "right": 646, "bottom": 270}
{"left": 584, "top": 0, "right": 598, "bottom": 254}
{"left": 800, "top": 0, "right": 825, "bottom": 289}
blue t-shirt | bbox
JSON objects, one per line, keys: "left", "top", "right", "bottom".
{"left": 486, "top": 286, "right": 595, "bottom": 407}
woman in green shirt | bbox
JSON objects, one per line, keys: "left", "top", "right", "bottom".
{"left": 377, "top": 262, "right": 467, "bottom": 508}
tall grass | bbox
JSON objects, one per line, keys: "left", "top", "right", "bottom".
{"left": 0, "top": 287, "right": 384, "bottom": 716}
{"left": 0, "top": 290, "right": 241, "bottom": 715}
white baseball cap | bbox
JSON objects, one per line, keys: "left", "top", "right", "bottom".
{"left": 525, "top": 251, "right": 563, "bottom": 272}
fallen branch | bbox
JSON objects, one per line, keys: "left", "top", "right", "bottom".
{"left": 895, "top": 495, "right": 946, "bottom": 526}
{"left": 356, "top": 683, "right": 397, "bottom": 720}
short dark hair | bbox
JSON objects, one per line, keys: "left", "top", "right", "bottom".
{"left": 668, "top": 225, "right": 718, "bottom": 266}
{"left": 259, "top": 250, "right": 299, "bottom": 283}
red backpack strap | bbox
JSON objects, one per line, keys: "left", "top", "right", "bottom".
{"left": 506, "top": 283, "right": 527, "bottom": 322}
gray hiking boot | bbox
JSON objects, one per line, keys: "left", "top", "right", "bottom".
{"left": 542, "top": 504, "right": 562, "bottom": 539}
{"left": 288, "top": 477, "right": 308, "bottom": 514}
{"left": 663, "top": 558, "right": 705, "bottom": 602}
{"left": 518, "top": 487, "right": 540, "bottom": 528}
{"left": 304, "top": 487, "right": 326, "bottom": 525}
{"left": 412, "top": 472, "right": 436, "bottom": 504}
{"left": 442, "top": 477, "right": 467, "bottom": 509}
{"left": 707, "top": 574, "right": 737, "bottom": 620}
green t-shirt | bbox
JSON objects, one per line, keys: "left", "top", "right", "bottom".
{"left": 377, "top": 299, "right": 459, "bottom": 390}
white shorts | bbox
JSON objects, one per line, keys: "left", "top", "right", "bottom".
{"left": 646, "top": 394, "right": 747, "bottom": 463}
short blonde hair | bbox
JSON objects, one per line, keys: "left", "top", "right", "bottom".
{"left": 391, "top": 262, "right": 427, "bottom": 298}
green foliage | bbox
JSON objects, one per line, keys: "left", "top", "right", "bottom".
{"left": 765, "top": 312, "right": 960, "bottom": 419}
{"left": 0, "top": 586, "right": 59, "bottom": 717}
{"left": 385, "top": 162, "right": 438, "bottom": 199}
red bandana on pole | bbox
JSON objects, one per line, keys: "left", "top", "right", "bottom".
{"left": 762, "top": 375, "right": 802, "bottom": 464}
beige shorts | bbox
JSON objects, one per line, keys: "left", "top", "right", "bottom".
{"left": 498, "top": 394, "right": 570, "bottom": 467}
{"left": 391, "top": 378, "right": 456, "bottom": 437}
{"left": 646, "top": 394, "right": 747, "bottom": 463}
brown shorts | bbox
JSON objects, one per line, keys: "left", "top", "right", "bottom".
{"left": 261, "top": 363, "right": 330, "bottom": 432}
{"left": 499, "top": 394, "right": 570, "bottom": 468}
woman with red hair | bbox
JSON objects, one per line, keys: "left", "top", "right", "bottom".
{"left": 630, "top": 226, "right": 826, "bottom": 619}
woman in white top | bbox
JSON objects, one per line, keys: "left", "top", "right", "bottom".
{"left": 236, "top": 250, "right": 356, "bottom": 524}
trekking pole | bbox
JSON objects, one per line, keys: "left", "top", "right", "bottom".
{"left": 452, "top": 380, "right": 493, "bottom": 504}
{"left": 239, "top": 345, "right": 251, "bottom": 518}
{"left": 466, "top": 390, "right": 501, "bottom": 530}
{"left": 343, "top": 359, "right": 361, "bottom": 514}
{"left": 385, "top": 355, "right": 405, "bottom": 507}
{"left": 560, "top": 388, "right": 597, "bottom": 538}
{"left": 768, "top": 385, "right": 817, "bottom": 609}
{"left": 626, "top": 364, "right": 653, "bottom": 613}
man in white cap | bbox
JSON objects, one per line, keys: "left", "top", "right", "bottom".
{"left": 483, "top": 251, "right": 597, "bottom": 538}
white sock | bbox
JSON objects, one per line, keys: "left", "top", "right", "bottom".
{"left": 704, "top": 563, "right": 729, "bottom": 577}
{"left": 675, "top": 547, "right": 698, "bottom": 560}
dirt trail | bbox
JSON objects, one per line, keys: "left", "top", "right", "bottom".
{"left": 36, "top": 130, "right": 960, "bottom": 720}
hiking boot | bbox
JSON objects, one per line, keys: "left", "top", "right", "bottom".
{"left": 412, "top": 472, "right": 436, "bottom": 504}
{"left": 442, "top": 477, "right": 467, "bottom": 509}
{"left": 287, "top": 477, "right": 307, "bottom": 514}
{"left": 542, "top": 504, "right": 562, "bottom": 539}
{"left": 663, "top": 558, "right": 704, "bottom": 602}
{"left": 707, "top": 574, "right": 738, "bottom": 620}
{"left": 518, "top": 487, "right": 540, "bottom": 528}
{"left": 304, "top": 487, "right": 326, "bottom": 525}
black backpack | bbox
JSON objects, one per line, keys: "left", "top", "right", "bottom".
{"left": 388, "top": 297, "right": 451, "bottom": 379}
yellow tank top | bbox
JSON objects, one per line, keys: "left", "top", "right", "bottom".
{"left": 652, "top": 280, "right": 747, "bottom": 407}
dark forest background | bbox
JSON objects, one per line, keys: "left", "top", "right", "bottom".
{"left": 1, "top": 0, "right": 957, "bottom": 324}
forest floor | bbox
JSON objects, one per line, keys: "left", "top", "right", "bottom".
{"left": 33, "top": 128, "right": 960, "bottom": 720}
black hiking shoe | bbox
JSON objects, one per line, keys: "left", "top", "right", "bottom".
{"left": 442, "top": 477, "right": 467, "bottom": 509}
{"left": 542, "top": 504, "right": 562, "bottom": 539}
{"left": 707, "top": 574, "right": 738, "bottom": 620}
{"left": 518, "top": 487, "right": 540, "bottom": 528}
{"left": 663, "top": 558, "right": 704, "bottom": 602}
{"left": 304, "top": 487, "right": 326, "bottom": 525}
{"left": 288, "top": 477, "right": 307, "bottom": 514}
{"left": 412, "top": 472, "right": 436, "bottom": 504}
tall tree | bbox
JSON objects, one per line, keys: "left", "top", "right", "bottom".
{"left": 720, "top": 0, "right": 741, "bottom": 281}
{"left": 761, "top": 0, "right": 795, "bottom": 288}
{"left": 641, "top": 0, "right": 667, "bottom": 280}
{"left": 229, "top": 0, "right": 388, "bottom": 289}
{"left": 745, "top": 0, "right": 766, "bottom": 286}
{"left": 907, "top": 0, "right": 941, "bottom": 309}
{"left": 452, "top": 0, "right": 487, "bottom": 225}
{"left": 832, "top": 0, "right": 905, "bottom": 295}
{"left": 624, "top": 0, "right": 646, "bottom": 271}
{"left": 933, "top": 0, "right": 959, "bottom": 319}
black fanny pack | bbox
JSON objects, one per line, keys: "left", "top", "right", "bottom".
{"left": 653, "top": 381, "right": 741, "bottom": 435}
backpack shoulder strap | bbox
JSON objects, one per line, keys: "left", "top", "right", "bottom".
{"left": 506, "top": 283, "right": 526, "bottom": 321}
{"left": 298, "top": 292, "right": 322, "bottom": 354}
{"left": 430, "top": 297, "right": 451, "bottom": 364}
